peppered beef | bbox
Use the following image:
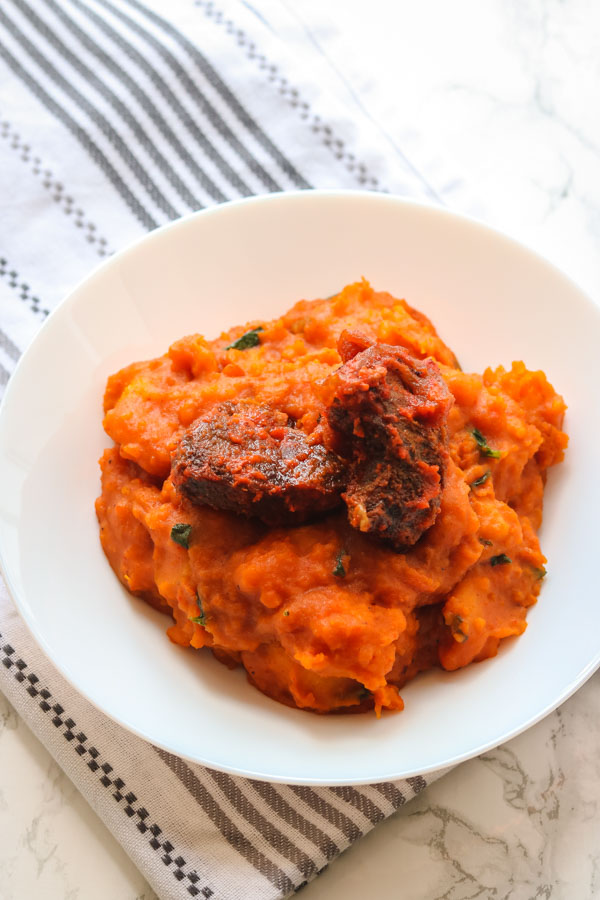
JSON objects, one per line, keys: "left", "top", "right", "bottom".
{"left": 172, "top": 336, "right": 452, "bottom": 548}
{"left": 324, "top": 333, "right": 452, "bottom": 549}
{"left": 171, "top": 401, "right": 346, "bottom": 526}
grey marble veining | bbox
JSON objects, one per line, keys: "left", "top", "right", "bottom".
{"left": 259, "top": 0, "right": 600, "bottom": 298}
{"left": 302, "top": 673, "right": 600, "bottom": 900}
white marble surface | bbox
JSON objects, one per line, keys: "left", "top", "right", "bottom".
{"left": 2, "top": 0, "right": 600, "bottom": 897}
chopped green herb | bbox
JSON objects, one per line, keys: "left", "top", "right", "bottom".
{"left": 490, "top": 553, "right": 512, "bottom": 567}
{"left": 532, "top": 566, "right": 547, "bottom": 580}
{"left": 333, "top": 549, "right": 346, "bottom": 578}
{"left": 470, "top": 470, "right": 491, "bottom": 489}
{"left": 479, "top": 538, "right": 493, "bottom": 546}
{"left": 226, "top": 326, "right": 263, "bottom": 351}
{"left": 283, "top": 610, "right": 290, "bottom": 617}
{"left": 357, "top": 687, "right": 372, "bottom": 701}
{"left": 170, "top": 523, "right": 192, "bottom": 549}
{"left": 472, "top": 428, "right": 501, "bottom": 459}
{"left": 190, "top": 594, "right": 206, "bottom": 627}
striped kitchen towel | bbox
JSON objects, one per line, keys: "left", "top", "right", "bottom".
{"left": 0, "top": 1, "right": 448, "bottom": 898}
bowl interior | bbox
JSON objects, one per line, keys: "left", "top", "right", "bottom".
{"left": 0, "top": 191, "right": 598, "bottom": 784}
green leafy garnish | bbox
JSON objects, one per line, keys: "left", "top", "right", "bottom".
{"left": 190, "top": 594, "right": 206, "bottom": 627}
{"left": 333, "top": 549, "right": 346, "bottom": 578}
{"left": 357, "top": 687, "right": 372, "bottom": 701}
{"left": 226, "top": 326, "right": 263, "bottom": 351}
{"left": 490, "top": 553, "right": 512, "bottom": 567}
{"left": 283, "top": 610, "right": 290, "bottom": 617}
{"left": 532, "top": 566, "right": 547, "bottom": 580}
{"left": 470, "top": 470, "right": 491, "bottom": 489}
{"left": 170, "top": 523, "right": 192, "bottom": 549}
{"left": 472, "top": 428, "right": 501, "bottom": 459}
{"left": 479, "top": 538, "right": 493, "bottom": 546}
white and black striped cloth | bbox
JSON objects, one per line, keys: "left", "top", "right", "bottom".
{"left": 0, "top": 2, "right": 448, "bottom": 897}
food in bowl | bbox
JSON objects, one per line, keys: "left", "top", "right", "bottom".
{"left": 96, "top": 281, "right": 567, "bottom": 715}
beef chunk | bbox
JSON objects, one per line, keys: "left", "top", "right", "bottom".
{"left": 172, "top": 336, "right": 451, "bottom": 545}
{"left": 172, "top": 401, "right": 346, "bottom": 526}
{"left": 325, "top": 336, "right": 452, "bottom": 549}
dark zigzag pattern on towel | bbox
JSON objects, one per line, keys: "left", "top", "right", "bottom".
{"left": 0, "top": 637, "right": 214, "bottom": 899}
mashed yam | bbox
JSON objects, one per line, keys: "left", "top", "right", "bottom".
{"left": 96, "top": 281, "right": 567, "bottom": 715}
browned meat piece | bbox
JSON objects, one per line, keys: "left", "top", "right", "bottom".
{"left": 325, "top": 334, "right": 452, "bottom": 549}
{"left": 172, "top": 402, "right": 346, "bottom": 525}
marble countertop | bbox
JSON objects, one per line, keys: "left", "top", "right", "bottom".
{"left": 2, "top": 0, "right": 600, "bottom": 897}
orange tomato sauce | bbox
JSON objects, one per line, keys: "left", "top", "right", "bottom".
{"left": 96, "top": 281, "right": 567, "bottom": 715}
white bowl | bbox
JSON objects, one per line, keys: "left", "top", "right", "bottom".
{"left": 0, "top": 190, "right": 598, "bottom": 785}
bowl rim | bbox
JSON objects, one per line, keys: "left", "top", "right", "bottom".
{"left": 1, "top": 188, "right": 599, "bottom": 785}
